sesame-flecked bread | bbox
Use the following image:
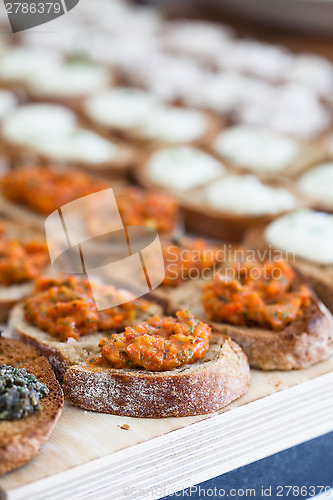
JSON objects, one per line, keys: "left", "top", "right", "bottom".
{"left": 10, "top": 301, "right": 164, "bottom": 382}
{"left": 162, "top": 278, "right": 333, "bottom": 371}
{"left": 63, "top": 334, "right": 250, "bottom": 418}
{"left": 0, "top": 336, "right": 64, "bottom": 476}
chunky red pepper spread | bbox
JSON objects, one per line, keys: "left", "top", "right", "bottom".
{"left": 202, "top": 259, "right": 311, "bottom": 331}
{"left": 1, "top": 168, "right": 179, "bottom": 233}
{"left": 0, "top": 239, "right": 49, "bottom": 286}
{"left": 0, "top": 166, "right": 109, "bottom": 215}
{"left": 117, "top": 188, "right": 178, "bottom": 234}
{"left": 162, "top": 238, "right": 221, "bottom": 286}
{"left": 88, "top": 310, "right": 211, "bottom": 371}
{"left": 24, "top": 276, "right": 150, "bottom": 341}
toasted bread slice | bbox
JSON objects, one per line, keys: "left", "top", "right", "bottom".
{"left": 0, "top": 336, "right": 64, "bottom": 476}
{"left": 244, "top": 225, "right": 333, "bottom": 314}
{"left": 135, "top": 155, "right": 301, "bottom": 242}
{"left": 161, "top": 278, "right": 333, "bottom": 370}
{"left": 0, "top": 220, "right": 48, "bottom": 322}
{"left": 63, "top": 333, "right": 250, "bottom": 418}
{"left": 10, "top": 301, "right": 163, "bottom": 382}
{"left": 1, "top": 134, "right": 135, "bottom": 179}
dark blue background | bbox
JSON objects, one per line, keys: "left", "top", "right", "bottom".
{"left": 163, "top": 432, "right": 333, "bottom": 500}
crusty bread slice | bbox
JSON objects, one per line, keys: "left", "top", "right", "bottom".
{"left": 0, "top": 220, "right": 48, "bottom": 322}
{"left": 161, "top": 278, "right": 333, "bottom": 370}
{"left": 80, "top": 105, "right": 223, "bottom": 150}
{"left": 1, "top": 136, "right": 136, "bottom": 179}
{"left": 10, "top": 301, "right": 163, "bottom": 382}
{"left": 63, "top": 333, "right": 250, "bottom": 418}
{"left": 0, "top": 336, "right": 64, "bottom": 476}
{"left": 244, "top": 225, "right": 333, "bottom": 314}
{"left": 135, "top": 159, "right": 303, "bottom": 242}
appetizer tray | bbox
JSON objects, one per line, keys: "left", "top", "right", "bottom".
{"left": 1, "top": 337, "right": 333, "bottom": 500}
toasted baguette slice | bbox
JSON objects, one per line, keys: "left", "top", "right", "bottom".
{"left": 244, "top": 225, "right": 333, "bottom": 314}
{"left": 162, "top": 278, "right": 333, "bottom": 370}
{"left": 63, "top": 334, "right": 250, "bottom": 418}
{"left": 0, "top": 337, "right": 64, "bottom": 476}
{"left": 10, "top": 301, "right": 163, "bottom": 382}
{"left": 0, "top": 220, "right": 48, "bottom": 322}
{"left": 1, "top": 135, "right": 135, "bottom": 179}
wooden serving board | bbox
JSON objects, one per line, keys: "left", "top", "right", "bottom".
{"left": 1, "top": 344, "right": 333, "bottom": 500}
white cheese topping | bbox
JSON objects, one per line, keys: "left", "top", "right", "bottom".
{"left": 84, "top": 88, "right": 160, "bottom": 128}
{"left": 34, "top": 129, "right": 117, "bottom": 163}
{"left": 0, "top": 91, "right": 17, "bottom": 121}
{"left": 205, "top": 175, "right": 297, "bottom": 215}
{"left": 2, "top": 104, "right": 76, "bottom": 144}
{"left": 141, "top": 107, "right": 208, "bottom": 143}
{"left": 1, "top": 103, "right": 117, "bottom": 163}
{"left": 163, "top": 21, "right": 233, "bottom": 60}
{"left": 265, "top": 209, "right": 333, "bottom": 265}
{"left": 146, "top": 146, "right": 224, "bottom": 191}
{"left": 28, "top": 62, "right": 109, "bottom": 98}
{"left": 213, "top": 125, "right": 300, "bottom": 171}
{"left": 0, "top": 48, "right": 60, "bottom": 82}
{"left": 297, "top": 163, "right": 333, "bottom": 205}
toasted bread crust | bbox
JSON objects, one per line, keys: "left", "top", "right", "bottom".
{"left": 244, "top": 225, "right": 333, "bottom": 314}
{"left": 10, "top": 301, "right": 164, "bottom": 382}
{"left": 0, "top": 337, "right": 64, "bottom": 476}
{"left": 161, "top": 277, "right": 333, "bottom": 370}
{"left": 63, "top": 334, "right": 250, "bottom": 418}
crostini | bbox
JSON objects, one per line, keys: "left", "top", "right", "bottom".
{"left": 82, "top": 87, "right": 222, "bottom": 148}
{"left": 162, "top": 252, "right": 333, "bottom": 370}
{"left": 0, "top": 103, "right": 134, "bottom": 177}
{"left": 0, "top": 220, "right": 49, "bottom": 322}
{"left": 0, "top": 335, "right": 63, "bottom": 475}
{"left": 0, "top": 165, "right": 180, "bottom": 236}
{"left": 244, "top": 209, "right": 333, "bottom": 314}
{"left": 63, "top": 309, "right": 250, "bottom": 418}
{"left": 11, "top": 275, "right": 163, "bottom": 381}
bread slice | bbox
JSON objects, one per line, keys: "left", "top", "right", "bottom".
{"left": 63, "top": 333, "right": 250, "bottom": 418}
{"left": 0, "top": 220, "right": 48, "bottom": 322}
{"left": 10, "top": 301, "right": 163, "bottom": 382}
{"left": 161, "top": 277, "right": 333, "bottom": 370}
{"left": 0, "top": 336, "right": 64, "bottom": 476}
{"left": 80, "top": 104, "right": 222, "bottom": 150}
{"left": 244, "top": 225, "right": 333, "bottom": 314}
{"left": 1, "top": 136, "right": 135, "bottom": 179}
{"left": 135, "top": 158, "right": 302, "bottom": 242}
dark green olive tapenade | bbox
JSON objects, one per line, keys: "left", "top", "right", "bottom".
{"left": 0, "top": 365, "right": 49, "bottom": 421}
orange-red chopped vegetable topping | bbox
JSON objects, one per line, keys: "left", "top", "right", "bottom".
{"left": 202, "top": 259, "right": 311, "bottom": 331}
{"left": 24, "top": 276, "right": 149, "bottom": 341}
{"left": 89, "top": 309, "right": 211, "bottom": 371}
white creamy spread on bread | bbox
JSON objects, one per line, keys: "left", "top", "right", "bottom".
{"left": 146, "top": 146, "right": 224, "bottom": 191}
{"left": 141, "top": 106, "right": 207, "bottom": 143}
{"left": 0, "top": 91, "right": 17, "bottom": 121}
{"left": 34, "top": 129, "right": 117, "bottom": 163}
{"left": 28, "top": 62, "right": 109, "bottom": 97}
{"left": 213, "top": 125, "right": 300, "bottom": 171}
{"left": 265, "top": 209, "right": 333, "bottom": 264}
{"left": 297, "top": 163, "right": 333, "bottom": 205}
{"left": 0, "top": 47, "right": 60, "bottom": 82}
{"left": 2, "top": 104, "right": 76, "bottom": 143}
{"left": 205, "top": 175, "right": 297, "bottom": 215}
{"left": 163, "top": 21, "right": 232, "bottom": 60}
{"left": 84, "top": 88, "right": 160, "bottom": 128}
{"left": 2, "top": 103, "right": 117, "bottom": 163}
